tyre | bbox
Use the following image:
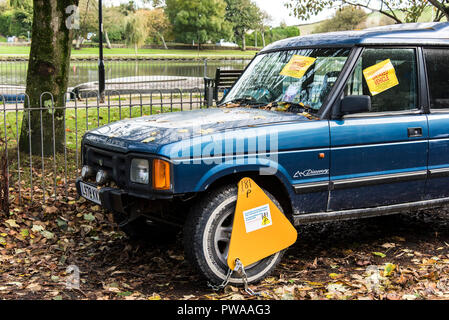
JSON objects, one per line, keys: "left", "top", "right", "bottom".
{"left": 183, "top": 184, "right": 286, "bottom": 285}
{"left": 120, "top": 216, "right": 180, "bottom": 244}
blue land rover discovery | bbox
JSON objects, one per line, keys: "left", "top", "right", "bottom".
{"left": 77, "top": 22, "right": 449, "bottom": 285}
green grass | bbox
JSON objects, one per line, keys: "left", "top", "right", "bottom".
{"left": 0, "top": 36, "right": 6, "bottom": 43}
{"left": 0, "top": 45, "right": 257, "bottom": 58}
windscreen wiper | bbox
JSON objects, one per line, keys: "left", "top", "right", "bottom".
{"left": 271, "top": 101, "right": 314, "bottom": 113}
{"left": 222, "top": 96, "right": 264, "bottom": 106}
{"left": 274, "top": 101, "right": 313, "bottom": 110}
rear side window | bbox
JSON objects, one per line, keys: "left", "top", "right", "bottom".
{"left": 344, "top": 48, "right": 418, "bottom": 113}
{"left": 424, "top": 48, "right": 449, "bottom": 109}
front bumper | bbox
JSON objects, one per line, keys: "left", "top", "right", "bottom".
{"left": 76, "top": 178, "right": 189, "bottom": 228}
{"left": 76, "top": 178, "right": 130, "bottom": 213}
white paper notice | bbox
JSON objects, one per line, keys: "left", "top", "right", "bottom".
{"left": 243, "top": 204, "right": 273, "bottom": 233}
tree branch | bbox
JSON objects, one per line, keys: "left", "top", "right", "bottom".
{"left": 428, "top": 0, "right": 449, "bottom": 21}
{"left": 343, "top": 0, "right": 403, "bottom": 23}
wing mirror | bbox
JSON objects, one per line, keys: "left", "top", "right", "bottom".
{"left": 332, "top": 95, "right": 371, "bottom": 119}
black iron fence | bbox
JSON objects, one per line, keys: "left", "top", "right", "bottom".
{"left": 0, "top": 89, "right": 205, "bottom": 207}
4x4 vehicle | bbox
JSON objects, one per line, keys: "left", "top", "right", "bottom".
{"left": 77, "top": 22, "right": 449, "bottom": 285}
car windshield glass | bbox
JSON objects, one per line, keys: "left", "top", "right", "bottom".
{"left": 221, "top": 48, "right": 351, "bottom": 113}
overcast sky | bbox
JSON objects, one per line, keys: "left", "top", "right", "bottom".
{"left": 106, "top": 0, "right": 336, "bottom": 27}
{"left": 253, "top": 0, "right": 334, "bottom": 26}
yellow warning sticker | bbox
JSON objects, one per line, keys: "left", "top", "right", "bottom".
{"left": 363, "top": 59, "right": 399, "bottom": 96}
{"left": 262, "top": 215, "right": 271, "bottom": 226}
{"left": 280, "top": 55, "right": 317, "bottom": 79}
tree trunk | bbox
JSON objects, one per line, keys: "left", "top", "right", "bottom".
{"left": 105, "top": 31, "right": 112, "bottom": 49}
{"left": 261, "top": 31, "right": 265, "bottom": 47}
{"left": 158, "top": 32, "right": 168, "bottom": 50}
{"left": 19, "top": 0, "right": 79, "bottom": 156}
{"left": 75, "top": 35, "right": 84, "bottom": 50}
{"left": 242, "top": 34, "right": 246, "bottom": 51}
{"left": 134, "top": 43, "right": 138, "bottom": 55}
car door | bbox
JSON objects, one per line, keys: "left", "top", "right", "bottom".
{"left": 328, "top": 47, "right": 428, "bottom": 211}
{"left": 423, "top": 47, "right": 449, "bottom": 199}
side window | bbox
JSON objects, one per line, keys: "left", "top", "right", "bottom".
{"left": 344, "top": 48, "right": 418, "bottom": 113}
{"left": 424, "top": 48, "right": 449, "bottom": 109}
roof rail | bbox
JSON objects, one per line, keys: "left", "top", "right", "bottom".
{"left": 364, "top": 22, "right": 449, "bottom": 33}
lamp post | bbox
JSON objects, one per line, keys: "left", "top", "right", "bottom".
{"left": 98, "top": 0, "right": 105, "bottom": 102}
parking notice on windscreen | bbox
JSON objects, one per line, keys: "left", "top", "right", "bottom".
{"left": 363, "top": 59, "right": 399, "bottom": 96}
{"left": 243, "top": 204, "right": 273, "bottom": 233}
{"left": 280, "top": 55, "right": 317, "bottom": 79}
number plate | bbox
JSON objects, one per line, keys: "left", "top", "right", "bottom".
{"left": 79, "top": 182, "right": 101, "bottom": 205}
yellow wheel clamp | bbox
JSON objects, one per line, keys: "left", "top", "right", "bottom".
{"left": 227, "top": 178, "right": 298, "bottom": 270}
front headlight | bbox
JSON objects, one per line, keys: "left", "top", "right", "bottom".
{"left": 130, "top": 159, "right": 149, "bottom": 184}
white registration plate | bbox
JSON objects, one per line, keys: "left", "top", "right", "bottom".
{"left": 80, "top": 182, "right": 101, "bottom": 205}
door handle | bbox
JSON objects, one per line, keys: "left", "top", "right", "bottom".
{"left": 408, "top": 127, "right": 422, "bottom": 137}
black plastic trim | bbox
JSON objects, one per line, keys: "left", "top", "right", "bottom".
{"left": 293, "top": 196, "right": 449, "bottom": 225}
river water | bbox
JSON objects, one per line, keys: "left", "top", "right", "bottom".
{"left": 0, "top": 59, "right": 251, "bottom": 91}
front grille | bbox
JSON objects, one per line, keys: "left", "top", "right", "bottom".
{"left": 84, "top": 145, "right": 128, "bottom": 188}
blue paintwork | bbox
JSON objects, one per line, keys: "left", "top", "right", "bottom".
{"left": 426, "top": 114, "right": 449, "bottom": 198}
{"left": 261, "top": 22, "right": 449, "bottom": 52}
{"left": 80, "top": 22, "right": 449, "bottom": 217}
{"left": 85, "top": 108, "right": 330, "bottom": 214}
{"left": 0, "top": 94, "right": 26, "bottom": 103}
{"left": 329, "top": 115, "right": 428, "bottom": 210}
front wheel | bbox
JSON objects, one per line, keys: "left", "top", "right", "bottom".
{"left": 183, "top": 184, "right": 285, "bottom": 285}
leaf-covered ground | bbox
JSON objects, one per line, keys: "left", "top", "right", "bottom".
{"left": 2, "top": 184, "right": 449, "bottom": 300}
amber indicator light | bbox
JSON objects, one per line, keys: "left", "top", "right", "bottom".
{"left": 153, "top": 159, "right": 171, "bottom": 190}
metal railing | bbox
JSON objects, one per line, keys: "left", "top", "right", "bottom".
{"left": 0, "top": 89, "right": 205, "bottom": 207}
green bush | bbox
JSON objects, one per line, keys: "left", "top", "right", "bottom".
{"left": 0, "top": 9, "right": 32, "bottom": 37}
{"left": 0, "top": 10, "right": 13, "bottom": 36}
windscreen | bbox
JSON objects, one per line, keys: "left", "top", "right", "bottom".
{"left": 222, "top": 48, "right": 351, "bottom": 114}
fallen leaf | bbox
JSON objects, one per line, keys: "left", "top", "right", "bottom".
{"left": 41, "top": 231, "right": 54, "bottom": 240}
{"left": 372, "top": 252, "right": 386, "bottom": 258}
{"left": 383, "top": 263, "right": 396, "bottom": 277}
{"left": 142, "top": 137, "right": 156, "bottom": 143}
{"left": 20, "top": 229, "right": 29, "bottom": 238}
{"left": 44, "top": 206, "right": 58, "bottom": 214}
{"left": 31, "top": 225, "right": 45, "bottom": 233}
{"left": 83, "top": 213, "right": 95, "bottom": 222}
{"left": 5, "top": 219, "right": 19, "bottom": 228}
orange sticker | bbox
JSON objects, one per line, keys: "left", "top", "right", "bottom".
{"left": 363, "top": 59, "right": 399, "bottom": 96}
{"left": 280, "top": 55, "right": 317, "bottom": 79}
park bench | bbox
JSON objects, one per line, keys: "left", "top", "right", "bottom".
{"left": 204, "top": 68, "right": 244, "bottom": 106}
